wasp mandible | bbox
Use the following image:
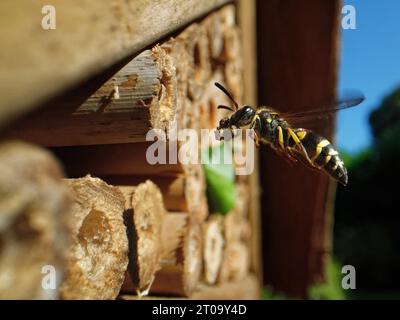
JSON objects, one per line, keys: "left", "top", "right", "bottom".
{"left": 214, "top": 82, "right": 365, "bottom": 186}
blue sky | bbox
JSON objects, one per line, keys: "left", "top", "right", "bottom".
{"left": 338, "top": 0, "right": 400, "bottom": 153}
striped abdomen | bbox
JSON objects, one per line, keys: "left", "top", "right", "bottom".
{"left": 291, "top": 129, "right": 348, "bottom": 185}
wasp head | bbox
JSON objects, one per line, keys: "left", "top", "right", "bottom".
{"left": 214, "top": 82, "right": 256, "bottom": 141}
{"left": 217, "top": 117, "right": 230, "bottom": 130}
{"left": 215, "top": 117, "right": 230, "bottom": 141}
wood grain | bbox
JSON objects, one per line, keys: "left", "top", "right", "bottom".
{"left": 237, "top": 0, "right": 262, "bottom": 283}
{"left": 0, "top": 0, "right": 231, "bottom": 128}
{"left": 0, "top": 141, "right": 70, "bottom": 299}
{"left": 118, "top": 182, "right": 166, "bottom": 295}
{"left": 257, "top": 0, "right": 340, "bottom": 298}
{"left": 60, "top": 176, "right": 129, "bottom": 300}
{"left": 3, "top": 46, "right": 177, "bottom": 146}
{"left": 118, "top": 274, "right": 260, "bottom": 300}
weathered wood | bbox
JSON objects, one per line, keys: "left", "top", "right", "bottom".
{"left": 118, "top": 181, "right": 166, "bottom": 295}
{"left": 202, "top": 215, "right": 224, "bottom": 285}
{"left": 219, "top": 241, "right": 250, "bottom": 283}
{"left": 224, "top": 211, "right": 251, "bottom": 244}
{"left": 52, "top": 143, "right": 185, "bottom": 177}
{"left": 151, "top": 214, "right": 202, "bottom": 297}
{"left": 191, "top": 274, "right": 259, "bottom": 299}
{"left": 4, "top": 46, "right": 177, "bottom": 146}
{"left": 0, "top": 0, "right": 231, "bottom": 128}
{"left": 54, "top": 141, "right": 209, "bottom": 222}
{"left": 257, "top": 0, "right": 340, "bottom": 297}
{"left": 106, "top": 173, "right": 209, "bottom": 223}
{"left": 0, "top": 141, "right": 70, "bottom": 299}
{"left": 237, "top": 0, "right": 262, "bottom": 284}
{"left": 108, "top": 175, "right": 187, "bottom": 212}
{"left": 218, "top": 189, "right": 252, "bottom": 284}
{"left": 60, "top": 176, "right": 128, "bottom": 300}
{"left": 118, "top": 274, "right": 260, "bottom": 300}
{"left": 2, "top": 4, "right": 240, "bottom": 148}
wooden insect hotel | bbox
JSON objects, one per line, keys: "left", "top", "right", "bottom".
{"left": 0, "top": 0, "right": 342, "bottom": 300}
{"left": 0, "top": 0, "right": 261, "bottom": 299}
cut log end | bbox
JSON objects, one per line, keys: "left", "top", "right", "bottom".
{"left": 219, "top": 242, "right": 250, "bottom": 283}
{"left": 183, "top": 222, "right": 203, "bottom": 294}
{"left": 60, "top": 176, "right": 128, "bottom": 300}
{"left": 119, "top": 180, "right": 166, "bottom": 294}
{"left": 203, "top": 215, "right": 224, "bottom": 285}
{"left": 151, "top": 215, "right": 202, "bottom": 297}
{"left": 0, "top": 141, "right": 70, "bottom": 300}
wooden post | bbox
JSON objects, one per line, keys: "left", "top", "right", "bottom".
{"left": 237, "top": 0, "right": 262, "bottom": 289}
{"left": 257, "top": 0, "right": 340, "bottom": 297}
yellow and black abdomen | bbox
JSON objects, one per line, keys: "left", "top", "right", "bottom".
{"left": 293, "top": 129, "right": 348, "bottom": 186}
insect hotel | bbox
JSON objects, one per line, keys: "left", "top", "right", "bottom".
{"left": 0, "top": 0, "right": 261, "bottom": 299}
{"left": 0, "top": 0, "right": 342, "bottom": 299}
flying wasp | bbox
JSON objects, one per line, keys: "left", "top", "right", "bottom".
{"left": 214, "top": 82, "right": 365, "bottom": 186}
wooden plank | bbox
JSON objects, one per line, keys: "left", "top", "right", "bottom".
{"left": 0, "top": 0, "right": 231, "bottom": 128}
{"left": 3, "top": 47, "right": 178, "bottom": 146}
{"left": 118, "top": 274, "right": 260, "bottom": 300}
{"left": 237, "top": 0, "right": 262, "bottom": 283}
{"left": 257, "top": 0, "right": 340, "bottom": 298}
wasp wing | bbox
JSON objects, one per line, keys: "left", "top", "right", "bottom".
{"left": 277, "top": 89, "right": 365, "bottom": 129}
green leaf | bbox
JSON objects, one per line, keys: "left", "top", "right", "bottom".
{"left": 203, "top": 143, "right": 236, "bottom": 215}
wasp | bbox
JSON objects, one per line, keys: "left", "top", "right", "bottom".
{"left": 214, "top": 82, "right": 364, "bottom": 186}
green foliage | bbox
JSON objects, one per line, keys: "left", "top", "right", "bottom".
{"left": 334, "top": 86, "right": 400, "bottom": 292}
{"left": 369, "top": 87, "right": 400, "bottom": 139}
{"left": 261, "top": 286, "right": 289, "bottom": 300}
{"left": 203, "top": 143, "right": 236, "bottom": 215}
{"left": 308, "top": 259, "right": 346, "bottom": 300}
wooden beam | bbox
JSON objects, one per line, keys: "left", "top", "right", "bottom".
{"left": 3, "top": 46, "right": 178, "bottom": 146}
{"left": 257, "top": 0, "right": 340, "bottom": 298}
{"left": 237, "top": 0, "right": 262, "bottom": 284}
{"left": 118, "top": 274, "right": 260, "bottom": 300}
{"left": 0, "top": 0, "right": 231, "bottom": 128}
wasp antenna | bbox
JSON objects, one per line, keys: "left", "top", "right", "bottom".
{"left": 217, "top": 105, "right": 235, "bottom": 112}
{"left": 214, "top": 82, "right": 239, "bottom": 111}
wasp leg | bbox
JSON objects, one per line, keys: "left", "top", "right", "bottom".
{"left": 287, "top": 128, "right": 314, "bottom": 165}
{"left": 275, "top": 147, "right": 298, "bottom": 165}
{"left": 249, "top": 116, "right": 261, "bottom": 147}
{"left": 270, "top": 126, "right": 296, "bottom": 164}
{"left": 287, "top": 147, "right": 322, "bottom": 173}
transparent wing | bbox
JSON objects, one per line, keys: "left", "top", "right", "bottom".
{"left": 277, "top": 89, "right": 365, "bottom": 127}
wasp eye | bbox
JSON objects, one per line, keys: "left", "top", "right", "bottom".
{"left": 218, "top": 118, "right": 229, "bottom": 130}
